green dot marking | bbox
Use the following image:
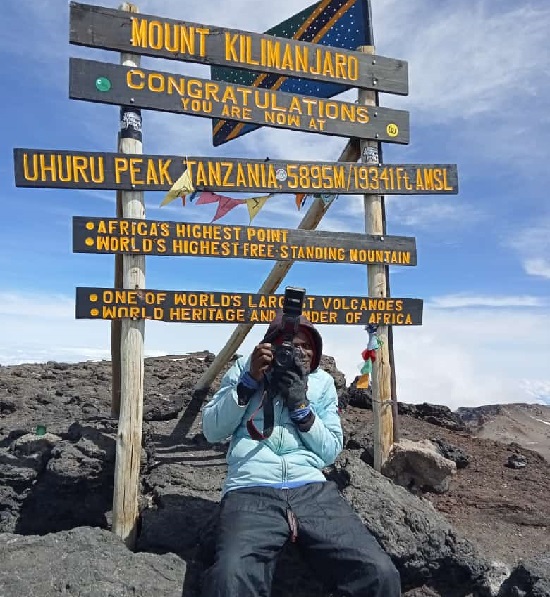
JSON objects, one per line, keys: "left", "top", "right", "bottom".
{"left": 95, "top": 77, "right": 111, "bottom": 92}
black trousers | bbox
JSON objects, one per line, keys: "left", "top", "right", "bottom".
{"left": 201, "top": 481, "right": 401, "bottom": 597}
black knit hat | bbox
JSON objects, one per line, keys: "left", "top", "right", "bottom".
{"left": 262, "top": 311, "right": 322, "bottom": 372}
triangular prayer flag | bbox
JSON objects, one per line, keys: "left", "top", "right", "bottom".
{"left": 196, "top": 191, "right": 223, "bottom": 205}
{"left": 356, "top": 374, "right": 370, "bottom": 389}
{"left": 360, "top": 360, "right": 373, "bottom": 375}
{"left": 211, "top": 196, "right": 245, "bottom": 223}
{"left": 295, "top": 193, "right": 307, "bottom": 210}
{"left": 247, "top": 194, "right": 271, "bottom": 223}
{"left": 160, "top": 168, "right": 194, "bottom": 206}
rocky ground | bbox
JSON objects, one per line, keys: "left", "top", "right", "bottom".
{"left": 458, "top": 403, "right": 550, "bottom": 462}
{"left": 0, "top": 353, "right": 549, "bottom": 597}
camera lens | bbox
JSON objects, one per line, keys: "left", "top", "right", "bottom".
{"left": 274, "top": 342, "right": 294, "bottom": 370}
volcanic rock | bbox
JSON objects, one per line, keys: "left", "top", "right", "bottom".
{"left": 506, "top": 453, "right": 527, "bottom": 469}
{"left": 340, "top": 376, "right": 373, "bottom": 409}
{"left": 431, "top": 437, "right": 471, "bottom": 469}
{"left": 0, "top": 526, "right": 186, "bottom": 597}
{"left": 498, "top": 556, "right": 550, "bottom": 597}
{"left": 381, "top": 438, "right": 457, "bottom": 493}
{"left": 1, "top": 354, "right": 550, "bottom": 596}
{"left": 328, "top": 452, "right": 491, "bottom": 596}
{"left": 398, "top": 402, "right": 466, "bottom": 432}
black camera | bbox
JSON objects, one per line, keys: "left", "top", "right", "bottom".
{"left": 272, "top": 286, "right": 306, "bottom": 372}
{"left": 246, "top": 287, "right": 306, "bottom": 441}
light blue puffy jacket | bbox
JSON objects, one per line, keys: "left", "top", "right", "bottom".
{"left": 202, "top": 355, "right": 344, "bottom": 495}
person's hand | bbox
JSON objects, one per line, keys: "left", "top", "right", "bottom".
{"left": 249, "top": 343, "right": 273, "bottom": 381}
{"left": 275, "top": 356, "right": 309, "bottom": 412}
{"left": 276, "top": 370, "right": 309, "bottom": 411}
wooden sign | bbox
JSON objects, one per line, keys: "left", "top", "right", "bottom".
{"left": 69, "top": 58, "right": 410, "bottom": 144}
{"left": 75, "top": 287, "right": 424, "bottom": 326}
{"left": 72, "top": 217, "right": 418, "bottom": 266}
{"left": 14, "top": 149, "right": 457, "bottom": 195}
{"left": 69, "top": 2, "right": 408, "bottom": 96}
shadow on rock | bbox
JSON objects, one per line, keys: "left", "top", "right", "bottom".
{"left": 137, "top": 493, "right": 217, "bottom": 597}
{"left": 497, "top": 556, "right": 550, "bottom": 597}
{"left": 138, "top": 493, "right": 219, "bottom": 558}
{"left": 137, "top": 493, "right": 333, "bottom": 597}
{"left": 14, "top": 421, "right": 116, "bottom": 535}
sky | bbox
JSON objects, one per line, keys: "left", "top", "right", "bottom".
{"left": 1, "top": 0, "right": 549, "bottom": 410}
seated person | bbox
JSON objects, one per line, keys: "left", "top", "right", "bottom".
{"left": 201, "top": 312, "right": 401, "bottom": 597}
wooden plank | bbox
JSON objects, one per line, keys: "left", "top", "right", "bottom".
{"left": 68, "top": 58, "right": 410, "bottom": 144}
{"left": 72, "top": 216, "right": 417, "bottom": 265}
{"left": 69, "top": 2, "right": 408, "bottom": 96}
{"left": 75, "top": 287, "right": 424, "bottom": 326}
{"left": 14, "top": 149, "right": 457, "bottom": 194}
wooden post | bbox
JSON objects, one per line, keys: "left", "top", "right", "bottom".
{"left": 194, "top": 139, "right": 360, "bottom": 392}
{"left": 111, "top": 2, "right": 146, "bottom": 549}
{"left": 111, "top": 2, "right": 141, "bottom": 417}
{"left": 358, "top": 45, "right": 394, "bottom": 471}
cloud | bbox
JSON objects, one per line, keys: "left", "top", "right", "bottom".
{"left": 429, "top": 294, "right": 546, "bottom": 309}
{"left": 386, "top": 197, "right": 485, "bottom": 230}
{"left": 524, "top": 259, "right": 550, "bottom": 280}
{"left": 0, "top": 291, "right": 110, "bottom": 365}
{"left": 0, "top": 1, "right": 67, "bottom": 63}
{"left": 1, "top": 290, "right": 549, "bottom": 411}
{"left": 372, "top": 0, "right": 550, "bottom": 178}
{"left": 521, "top": 380, "right": 550, "bottom": 405}
{"left": 508, "top": 217, "right": 550, "bottom": 280}
{"left": 391, "top": 305, "right": 550, "bottom": 409}
{"left": 0, "top": 292, "right": 74, "bottom": 318}
{"left": 373, "top": 0, "right": 550, "bottom": 117}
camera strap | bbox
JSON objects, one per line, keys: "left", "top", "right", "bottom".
{"left": 246, "top": 384, "right": 275, "bottom": 441}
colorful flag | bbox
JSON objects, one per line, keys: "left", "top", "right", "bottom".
{"left": 211, "top": 0, "right": 372, "bottom": 146}
{"left": 195, "top": 191, "right": 223, "bottom": 205}
{"left": 211, "top": 196, "right": 246, "bottom": 223}
{"left": 295, "top": 193, "right": 307, "bottom": 210}
{"left": 160, "top": 168, "right": 194, "bottom": 206}
{"left": 246, "top": 194, "right": 272, "bottom": 223}
{"left": 356, "top": 373, "right": 370, "bottom": 389}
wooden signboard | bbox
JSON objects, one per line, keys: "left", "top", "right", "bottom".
{"left": 76, "top": 287, "right": 424, "bottom": 326}
{"left": 69, "top": 2, "right": 408, "bottom": 96}
{"left": 14, "top": 149, "right": 457, "bottom": 195}
{"left": 69, "top": 58, "right": 410, "bottom": 144}
{"left": 72, "top": 216, "right": 418, "bottom": 266}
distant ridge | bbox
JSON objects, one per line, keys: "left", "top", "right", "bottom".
{"left": 457, "top": 403, "right": 550, "bottom": 462}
